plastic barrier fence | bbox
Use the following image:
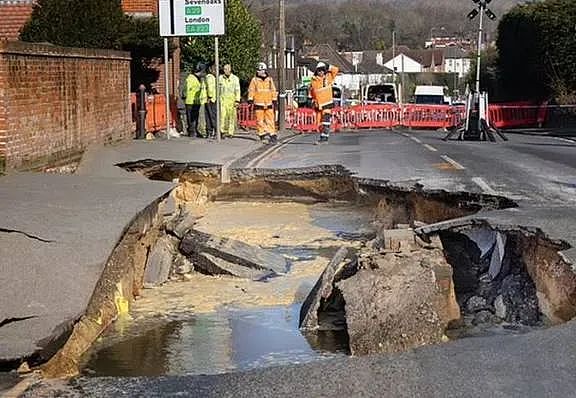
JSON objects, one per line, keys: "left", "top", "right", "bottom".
{"left": 237, "top": 103, "right": 257, "bottom": 129}
{"left": 116, "top": 101, "right": 561, "bottom": 134}
{"left": 401, "top": 105, "right": 459, "bottom": 129}
{"left": 130, "top": 93, "right": 177, "bottom": 133}
{"left": 488, "top": 103, "right": 542, "bottom": 129}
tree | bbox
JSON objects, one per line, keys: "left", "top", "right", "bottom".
{"left": 181, "top": 0, "right": 261, "bottom": 84}
{"left": 20, "top": 0, "right": 166, "bottom": 91}
{"left": 119, "top": 17, "right": 165, "bottom": 91}
{"left": 20, "top": 0, "right": 126, "bottom": 49}
{"left": 466, "top": 46, "right": 502, "bottom": 100}
{"left": 497, "top": 0, "right": 576, "bottom": 102}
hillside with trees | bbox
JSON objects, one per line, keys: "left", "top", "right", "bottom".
{"left": 249, "top": 0, "right": 526, "bottom": 51}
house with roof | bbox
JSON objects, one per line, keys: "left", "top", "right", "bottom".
{"left": 0, "top": 0, "right": 34, "bottom": 41}
{"left": 443, "top": 47, "right": 472, "bottom": 78}
{"left": 300, "top": 45, "right": 397, "bottom": 93}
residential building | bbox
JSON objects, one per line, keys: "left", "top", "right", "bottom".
{"left": 0, "top": 0, "right": 34, "bottom": 41}
{"left": 443, "top": 47, "right": 472, "bottom": 78}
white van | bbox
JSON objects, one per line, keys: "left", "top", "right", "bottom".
{"left": 414, "top": 85, "right": 451, "bottom": 105}
{"left": 361, "top": 83, "right": 398, "bottom": 104}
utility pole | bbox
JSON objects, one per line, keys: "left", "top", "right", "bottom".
{"left": 392, "top": 30, "right": 396, "bottom": 85}
{"left": 278, "top": 0, "right": 286, "bottom": 134}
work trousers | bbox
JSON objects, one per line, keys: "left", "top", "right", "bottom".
{"left": 255, "top": 107, "right": 276, "bottom": 136}
{"left": 205, "top": 101, "right": 217, "bottom": 138}
{"left": 221, "top": 100, "right": 237, "bottom": 136}
{"left": 316, "top": 108, "right": 332, "bottom": 138}
{"left": 186, "top": 104, "right": 201, "bottom": 137}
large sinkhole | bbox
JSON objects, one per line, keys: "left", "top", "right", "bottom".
{"left": 76, "top": 163, "right": 575, "bottom": 377}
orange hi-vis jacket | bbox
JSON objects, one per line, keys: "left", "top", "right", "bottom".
{"left": 309, "top": 65, "right": 339, "bottom": 109}
{"left": 248, "top": 75, "right": 277, "bottom": 108}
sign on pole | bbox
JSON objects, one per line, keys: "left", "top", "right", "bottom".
{"left": 159, "top": 0, "right": 225, "bottom": 37}
{"left": 158, "top": 0, "right": 225, "bottom": 141}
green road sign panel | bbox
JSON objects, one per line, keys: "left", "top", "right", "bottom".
{"left": 159, "top": 0, "right": 225, "bottom": 37}
{"left": 186, "top": 24, "right": 210, "bottom": 34}
{"left": 185, "top": 6, "right": 202, "bottom": 16}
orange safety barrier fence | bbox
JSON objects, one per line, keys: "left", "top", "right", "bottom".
{"left": 348, "top": 104, "right": 399, "bottom": 129}
{"left": 130, "top": 93, "right": 178, "bottom": 133}
{"left": 135, "top": 100, "right": 554, "bottom": 135}
{"left": 488, "top": 102, "right": 543, "bottom": 129}
{"left": 237, "top": 103, "right": 257, "bottom": 129}
{"left": 401, "top": 104, "right": 458, "bottom": 129}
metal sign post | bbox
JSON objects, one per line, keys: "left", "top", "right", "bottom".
{"left": 215, "top": 36, "right": 221, "bottom": 142}
{"left": 158, "top": 0, "right": 225, "bottom": 140}
{"left": 164, "top": 38, "right": 171, "bottom": 140}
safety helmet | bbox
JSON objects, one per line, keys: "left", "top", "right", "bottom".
{"left": 256, "top": 62, "right": 267, "bottom": 71}
{"left": 195, "top": 62, "right": 207, "bottom": 73}
{"left": 315, "top": 61, "right": 327, "bottom": 72}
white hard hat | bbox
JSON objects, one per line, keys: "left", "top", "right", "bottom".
{"left": 316, "top": 61, "right": 327, "bottom": 70}
{"left": 257, "top": 62, "right": 267, "bottom": 71}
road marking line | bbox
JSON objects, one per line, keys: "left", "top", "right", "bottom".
{"left": 410, "top": 136, "right": 423, "bottom": 144}
{"left": 440, "top": 155, "right": 465, "bottom": 170}
{"left": 472, "top": 177, "right": 498, "bottom": 195}
{"left": 423, "top": 144, "right": 438, "bottom": 152}
{"left": 401, "top": 132, "right": 410, "bottom": 137}
{"left": 554, "top": 137, "right": 576, "bottom": 144}
{"left": 247, "top": 135, "right": 299, "bottom": 169}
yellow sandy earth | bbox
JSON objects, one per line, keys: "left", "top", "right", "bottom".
{"left": 131, "top": 201, "right": 372, "bottom": 319}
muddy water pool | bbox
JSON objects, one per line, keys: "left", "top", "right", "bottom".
{"left": 81, "top": 201, "right": 374, "bottom": 376}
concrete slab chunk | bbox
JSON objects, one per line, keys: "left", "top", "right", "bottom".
{"left": 143, "top": 235, "right": 179, "bottom": 287}
{"left": 196, "top": 252, "right": 275, "bottom": 281}
{"left": 299, "top": 247, "right": 353, "bottom": 330}
{"left": 180, "top": 229, "right": 289, "bottom": 275}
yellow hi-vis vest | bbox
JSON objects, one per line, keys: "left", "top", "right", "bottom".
{"left": 219, "top": 74, "right": 241, "bottom": 103}
{"left": 205, "top": 73, "right": 216, "bottom": 103}
{"left": 185, "top": 74, "right": 206, "bottom": 105}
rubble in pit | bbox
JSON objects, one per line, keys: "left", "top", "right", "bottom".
{"left": 440, "top": 228, "right": 554, "bottom": 337}
{"left": 300, "top": 229, "right": 461, "bottom": 356}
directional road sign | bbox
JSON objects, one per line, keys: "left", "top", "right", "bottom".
{"left": 159, "top": 0, "right": 225, "bottom": 37}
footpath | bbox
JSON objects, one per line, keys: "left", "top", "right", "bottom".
{"left": 0, "top": 135, "right": 261, "bottom": 372}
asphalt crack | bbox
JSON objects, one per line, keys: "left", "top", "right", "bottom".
{"left": 0, "top": 228, "right": 54, "bottom": 243}
{"left": 0, "top": 315, "right": 37, "bottom": 328}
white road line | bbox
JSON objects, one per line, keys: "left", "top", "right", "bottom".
{"left": 554, "top": 137, "right": 576, "bottom": 144}
{"left": 472, "top": 177, "right": 498, "bottom": 195}
{"left": 410, "top": 136, "right": 423, "bottom": 144}
{"left": 423, "top": 144, "right": 438, "bottom": 152}
{"left": 248, "top": 135, "right": 298, "bottom": 169}
{"left": 440, "top": 155, "right": 466, "bottom": 170}
{"left": 401, "top": 132, "right": 410, "bottom": 137}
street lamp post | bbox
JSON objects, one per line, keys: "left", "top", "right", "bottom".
{"left": 467, "top": 0, "right": 497, "bottom": 95}
{"left": 278, "top": 0, "right": 286, "bottom": 134}
{"left": 443, "top": 0, "right": 506, "bottom": 142}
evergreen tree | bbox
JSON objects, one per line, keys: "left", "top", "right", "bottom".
{"left": 181, "top": 0, "right": 261, "bottom": 85}
{"left": 497, "top": 0, "right": 576, "bottom": 102}
{"left": 20, "top": 0, "right": 166, "bottom": 91}
{"left": 20, "top": 0, "right": 126, "bottom": 49}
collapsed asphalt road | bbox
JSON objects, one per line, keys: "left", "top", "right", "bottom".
{"left": 4, "top": 130, "right": 576, "bottom": 397}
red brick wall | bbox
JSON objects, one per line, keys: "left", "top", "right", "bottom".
{"left": 0, "top": 41, "right": 132, "bottom": 171}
